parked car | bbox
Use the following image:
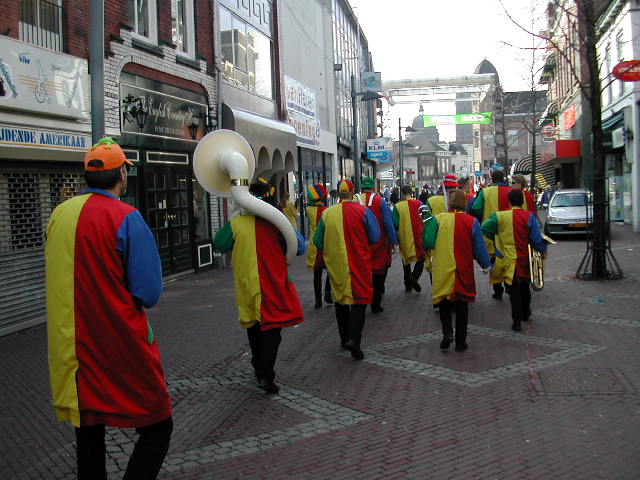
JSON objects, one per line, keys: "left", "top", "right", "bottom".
{"left": 544, "top": 189, "right": 592, "bottom": 235}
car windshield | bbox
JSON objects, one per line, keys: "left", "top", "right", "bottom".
{"left": 551, "top": 193, "right": 588, "bottom": 207}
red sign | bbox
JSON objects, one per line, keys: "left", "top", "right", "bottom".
{"left": 612, "top": 60, "right": 640, "bottom": 81}
{"left": 541, "top": 124, "right": 556, "bottom": 137}
{"left": 564, "top": 105, "right": 576, "bottom": 130}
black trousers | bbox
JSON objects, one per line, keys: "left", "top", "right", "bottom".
{"left": 371, "top": 268, "right": 388, "bottom": 309}
{"left": 510, "top": 276, "right": 531, "bottom": 325}
{"left": 75, "top": 416, "right": 173, "bottom": 480}
{"left": 334, "top": 303, "right": 366, "bottom": 348}
{"left": 438, "top": 299, "right": 469, "bottom": 347}
{"left": 403, "top": 260, "right": 425, "bottom": 288}
{"left": 313, "top": 268, "right": 332, "bottom": 302}
{"left": 247, "top": 323, "right": 282, "bottom": 384}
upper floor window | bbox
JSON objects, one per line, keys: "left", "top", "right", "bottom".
{"left": 128, "top": 0, "right": 157, "bottom": 43}
{"left": 19, "top": 0, "right": 63, "bottom": 52}
{"left": 172, "top": 0, "right": 195, "bottom": 58}
{"left": 219, "top": 6, "right": 273, "bottom": 99}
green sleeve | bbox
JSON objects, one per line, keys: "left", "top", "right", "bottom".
{"left": 481, "top": 213, "right": 499, "bottom": 241}
{"left": 471, "top": 190, "right": 485, "bottom": 218}
{"left": 213, "top": 221, "right": 234, "bottom": 254}
{"left": 313, "top": 217, "right": 326, "bottom": 250}
{"left": 392, "top": 206, "right": 400, "bottom": 229}
{"left": 424, "top": 216, "right": 439, "bottom": 250}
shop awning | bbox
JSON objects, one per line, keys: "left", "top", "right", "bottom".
{"left": 222, "top": 104, "right": 297, "bottom": 176}
{"left": 510, "top": 152, "right": 556, "bottom": 188}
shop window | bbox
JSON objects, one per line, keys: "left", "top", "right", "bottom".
{"left": 172, "top": 0, "right": 195, "bottom": 58}
{"left": 192, "top": 180, "right": 210, "bottom": 242}
{"left": 128, "top": 0, "right": 158, "bottom": 43}
{"left": 219, "top": 6, "right": 273, "bottom": 99}
{"left": 19, "top": 0, "right": 63, "bottom": 52}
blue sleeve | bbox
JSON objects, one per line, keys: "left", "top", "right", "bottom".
{"left": 380, "top": 199, "right": 399, "bottom": 244}
{"left": 116, "top": 210, "right": 163, "bottom": 308}
{"left": 467, "top": 197, "right": 476, "bottom": 213}
{"left": 296, "top": 230, "right": 306, "bottom": 255}
{"left": 528, "top": 213, "right": 547, "bottom": 252}
{"left": 364, "top": 208, "right": 381, "bottom": 244}
{"left": 471, "top": 219, "right": 491, "bottom": 269}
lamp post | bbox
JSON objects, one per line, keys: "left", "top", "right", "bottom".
{"left": 351, "top": 74, "right": 383, "bottom": 193}
{"left": 397, "top": 119, "right": 417, "bottom": 188}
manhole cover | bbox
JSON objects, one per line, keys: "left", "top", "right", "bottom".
{"left": 536, "top": 368, "right": 633, "bottom": 395}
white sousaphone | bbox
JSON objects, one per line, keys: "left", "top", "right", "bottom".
{"left": 193, "top": 129, "right": 298, "bottom": 263}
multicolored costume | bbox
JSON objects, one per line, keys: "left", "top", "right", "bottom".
{"left": 424, "top": 207, "right": 490, "bottom": 350}
{"left": 305, "top": 184, "right": 332, "bottom": 307}
{"left": 314, "top": 179, "right": 380, "bottom": 358}
{"left": 361, "top": 176, "right": 398, "bottom": 313}
{"left": 481, "top": 206, "right": 547, "bottom": 330}
{"left": 522, "top": 190, "right": 537, "bottom": 214}
{"left": 393, "top": 196, "right": 425, "bottom": 292}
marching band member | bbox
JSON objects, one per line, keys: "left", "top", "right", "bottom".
{"left": 393, "top": 185, "right": 426, "bottom": 292}
{"left": 510, "top": 174, "right": 537, "bottom": 215}
{"left": 426, "top": 174, "right": 459, "bottom": 217}
{"left": 424, "top": 190, "right": 490, "bottom": 351}
{"left": 471, "top": 169, "right": 512, "bottom": 300}
{"left": 306, "top": 184, "right": 333, "bottom": 308}
{"left": 313, "top": 179, "right": 380, "bottom": 360}
{"left": 361, "top": 177, "right": 398, "bottom": 313}
{"left": 481, "top": 189, "right": 547, "bottom": 332}
{"left": 214, "top": 178, "right": 306, "bottom": 394}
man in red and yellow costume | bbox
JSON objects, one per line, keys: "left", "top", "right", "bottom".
{"left": 510, "top": 174, "right": 537, "bottom": 215}
{"left": 393, "top": 184, "right": 425, "bottom": 292}
{"left": 314, "top": 179, "right": 380, "bottom": 359}
{"left": 306, "top": 183, "right": 332, "bottom": 308}
{"left": 481, "top": 189, "right": 548, "bottom": 332}
{"left": 361, "top": 176, "right": 398, "bottom": 313}
{"left": 214, "top": 178, "right": 305, "bottom": 394}
{"left": 424, "top": 190, "right": 491, "bottom": 351}
{"left": 426, "top": 174, "right": 459, "bottom": 217}
{"left": 45, "top": 138, "right": 172, "bottom": 479}
{"left": 471, "top": 169, "right": 512, "bottom": 300}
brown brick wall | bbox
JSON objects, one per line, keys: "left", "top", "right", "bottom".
{"left": 0, "top": 0, "right": 20, "bottom": 40}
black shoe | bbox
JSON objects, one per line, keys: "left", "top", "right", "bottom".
{"left": 454, "top": 343, "right": 468, "bottom": 352}
{"left": 263, "top": 382, "right": 280, "bottom": 394}
{"left": 340, "top": 341, "right": 349, "bottom": 350}
{"left": 439, "top": 335, "right": 453, "bottom": 349}
{"left": 511, "top": 322, "right": 522, "bottom": 332}
{"left": 314, "top": 300, "right": 322, "bottom": 309}
{"left": 350, "top": 347, "right": 365, "bottom": 360}
{"left": 412, "top": 279, "right": 422, "bottom": 292}
{"left": 492, "top": 293, "right": 502, "bottom": 300}
{"left": 371, "top": 305, "right": 384, "bottom": 314}
{"left": 324, "top": 294, "right": 333, "bottom": 304}
{"left": 405, "top": 285, "right": 412, "bottom": 292}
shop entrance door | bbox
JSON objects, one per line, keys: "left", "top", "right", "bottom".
{"left": 144, "top": 152, "right": 194, "bottom": 277}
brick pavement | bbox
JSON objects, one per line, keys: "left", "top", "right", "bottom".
{"left": 1, "top": 222, "right": 640, "bottom": 479}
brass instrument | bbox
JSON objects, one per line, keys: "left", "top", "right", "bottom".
{"left": 418, "top": 205, "right": 433, "bottom": 224}
{"left": 529, "top": 233, "right": 555, "bottom": 291}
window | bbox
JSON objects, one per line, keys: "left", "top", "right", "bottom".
{"left": 219, "top": 7, "right": 273, "bottom": 99}
{"left": 19, "top": 0, "right": 63, "bottom": 52}
{"left": 128, "top": 0, "right": 157, "bottom": 43}
{"left": 172, "top": 0, "right": 195, "bottom": 57}
{"left": 507, "top": 129, "right": 519, "bottom": 147}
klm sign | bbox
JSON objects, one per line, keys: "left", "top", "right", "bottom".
{"left": 0, "top": 126, "right": 89, "bottom": 150}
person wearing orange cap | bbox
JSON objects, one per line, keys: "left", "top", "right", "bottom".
{"left": 313, "top": 179, "right": 380, "bottom": 359}
{"left": 471, "top": 169, "right": 512, "bottom": 300}
{"left": 393, "top": 185, "right": 427, "bottom": 292}
{"left": 45, "top": 138, "right": 173, "bottom": 479}
{"left": 306, "top": 184, "right": 332, "bottom": 308}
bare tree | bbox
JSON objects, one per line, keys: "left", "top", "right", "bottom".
{"left": 497, "top": 0, "right": 622, "bottom": 280}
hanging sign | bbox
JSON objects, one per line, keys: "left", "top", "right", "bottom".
{"left": 423, "top": 112, "right": 493, "bottom": 127}
{"left": 367, "top": 137, "right": 393, "bottom": 163}
{"left": 612, "top": 60, "right": 640, "bottom": 81}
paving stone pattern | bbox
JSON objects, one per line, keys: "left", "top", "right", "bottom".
{"left": 1, "top": 223, "right": 639, "bottom": 479}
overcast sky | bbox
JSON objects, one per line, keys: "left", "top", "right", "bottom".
{"left": 347, "top": 0, "right": 547, "bottom": 140}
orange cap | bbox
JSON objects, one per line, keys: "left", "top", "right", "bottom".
{"left": 84, "top": 137, "right": 132, "bottom": 171}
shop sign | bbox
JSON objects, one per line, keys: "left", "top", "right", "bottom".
{"left": 219, "top": 0, "right": 272, "bottom": 37}
{"left": 612, "top": 60, "right": 640, "bottom": 81}
{"left": 0, "top": 36, "right": 89, "bottom": 119}
{"left": 612, "top": 127, "right": 625, "bottom": 149}
{"left": 423, "top": 112, "right": 492, "bottom": 127}
{"left": 120, "top": 84, "right": 208, "bottom": 142}
{"left": 366, "top": 137, "right": 393, "bottom": 163}
{"left": 564, "top": 105, "right": 576, "bottom": 130}
{"left": 361, "top": 72, "right": 382, "bottom": 93}
{"left": 0, "top": 125, "right": 90, "bottom": 151}
{"left": 284, "top": 76, "right": 319, "bottom": 147}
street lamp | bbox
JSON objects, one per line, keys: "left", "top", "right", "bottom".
{"left": 397, "top": 118, "right": 417, "bottom": 188}
{"left": 351, "top": 74, "right": 383, "bottom": 193}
